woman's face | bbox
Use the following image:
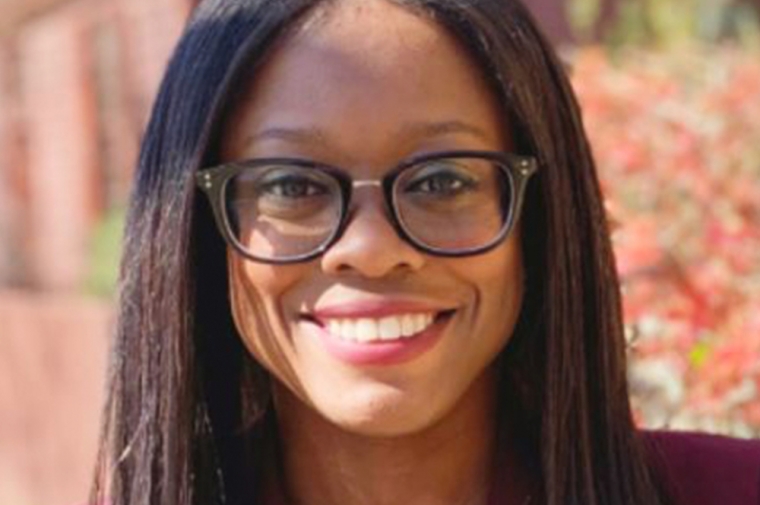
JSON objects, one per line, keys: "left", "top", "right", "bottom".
{"left": 223, "top": 0, "right": 524, "bottom": 437}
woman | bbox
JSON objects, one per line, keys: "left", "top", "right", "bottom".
{"left": 91, "top": 1, "right": 760, "bottom": 504}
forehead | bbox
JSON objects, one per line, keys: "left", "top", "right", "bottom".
{"left": 222, "top": 0, "right": 508, "bottom": 163}
{"left": 295, "top": 1, "right": 472, "bottom": 82}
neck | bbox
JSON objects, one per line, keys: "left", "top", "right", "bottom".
{"left": 265, "top": 371, "right": 503, "bottom": 505}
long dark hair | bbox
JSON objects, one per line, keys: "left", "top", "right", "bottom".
{"left": 91, "top": 1, "right": 675, "bottom": 504}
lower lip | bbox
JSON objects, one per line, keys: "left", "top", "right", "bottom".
{"left": 304, "top": 314, "right": 452, "bottom": 366}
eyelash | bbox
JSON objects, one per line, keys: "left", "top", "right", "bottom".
{"left": 260, "top": 176, "right": 328, "bottom": 198}
{"left": 405, "top": 171, "right": 476, "bottom": 194}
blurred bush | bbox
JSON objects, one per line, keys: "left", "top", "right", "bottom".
{"left": 569, "top": 0, "right": 760, "bottom": 47}
{"left": 571, "top": 43, "right": 760, "bottom": 436}
{"left": 85, "top": 206, "right": 125, "bottom": 298}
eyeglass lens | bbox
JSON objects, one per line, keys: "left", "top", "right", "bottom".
{"left": 225, "top": 165, "right": 343, "bottom": 259}
{"left": 393, "top": 157, "right": 510, "bottom": 252}
{"left": 223, "top": 157, "right": 514, "bottom": 260}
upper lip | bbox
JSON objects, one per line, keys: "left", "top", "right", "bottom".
{"left": 306, "top": 298, "right": 458, "bottom": 321}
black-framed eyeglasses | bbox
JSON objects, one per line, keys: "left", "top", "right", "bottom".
{"left": 195, "top": 150, "right": 538, "bottom": 264}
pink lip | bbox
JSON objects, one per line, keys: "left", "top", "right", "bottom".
{"left": 303, "top": 314, "right": 452, "bottom": 366}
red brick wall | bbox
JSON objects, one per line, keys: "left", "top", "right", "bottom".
{"left": 0, "top": 0, "right": 190, "bottom": 291}
{"left": 0, "top": 43, "right": 23, "bottom": 285}
{"left": 19, "top": 4, "right": 101, "bottom": 291}
{"left": 0, "top": 2, "right": 190, "bottom": 505}
{"left": 0, "top": 291, "right": 111, "bottom": 505}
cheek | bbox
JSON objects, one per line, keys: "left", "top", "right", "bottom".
{"left": 491, "top": 246, "right": 524, "bottom": 305}
{"left": 227, "top": 252, "right": 306, "bottom": 380}
{"left": 457, "top": 238, "right": 524, "bottom": 335}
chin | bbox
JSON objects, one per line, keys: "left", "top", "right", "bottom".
{"left": 313, "top": 385, "right": 442, "bottom": 438}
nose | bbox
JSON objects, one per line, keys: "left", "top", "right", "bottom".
{"left": 320, "top": 192, "right": 426, "bottom": 278}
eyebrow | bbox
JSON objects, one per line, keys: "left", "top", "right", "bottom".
{"left": 245, "top": 126, "right": 331, "bottom": 148}
{"left": 399, "top": 120, "right": 491, "bottom": 142}
{"left": 243, "top": 120, "right": 492, "bottom": 149}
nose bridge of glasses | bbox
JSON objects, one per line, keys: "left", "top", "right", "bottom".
{"left": 340, "top": 177, "right": 399, "bottom": 240}
{"left": 348, "top": 178, "right": 386, "bottom": 210}
{"left": 352, "top": 179, "right": 383, "bottom": 189}
{"left": 346, "top": 178, "right": 389, "bottom": 218}
{"left": 329, "top": 179, "right": 416, "bottom": 272}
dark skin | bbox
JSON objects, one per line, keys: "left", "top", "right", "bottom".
{"left": 222, "top": 1, "right": 528, "bottom": 504}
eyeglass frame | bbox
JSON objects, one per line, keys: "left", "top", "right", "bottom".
{"left": 195, "top": 149, "right": 538, "bottom": 264}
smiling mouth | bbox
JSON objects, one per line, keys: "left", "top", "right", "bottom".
{"left": 302, "top": 310, "right": 456, "bottom": 343}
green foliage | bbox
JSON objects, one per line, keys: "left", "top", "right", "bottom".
{"left": 567, "top": 0, "right": 602, "bottom": 42}
{"left": 568, "top": 0, "right": 760, "bottom": 48}
{"left": 689, "top": 341, "right": 712, "bottom": 369}
{"left": 85, "top": 206, "right": 126, "bottom": 299}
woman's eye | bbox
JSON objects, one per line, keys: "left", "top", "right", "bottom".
{"left": 260, "top": 176, "right": 327, "bottom": 198}
{"left": 405, "top": 170, "right": 476, "bottom": 195}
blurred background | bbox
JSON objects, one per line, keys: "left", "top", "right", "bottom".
{"left": 0, "top": 0, "right": 758, "bottom": 504}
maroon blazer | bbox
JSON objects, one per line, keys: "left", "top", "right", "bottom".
{"left": 488, "top": 430, "right": 760, "bottom": 505}
{"left": 645, "top": 430, "right": 760, "bottom": 505}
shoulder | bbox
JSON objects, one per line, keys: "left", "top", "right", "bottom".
{"left": 640, "top": 429, "right": 760, "bottom": 505}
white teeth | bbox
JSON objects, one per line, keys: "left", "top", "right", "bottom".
{"left": 355, "top": 319, "right": 378, "bottom": 342}
{"left": 324, "top": 313, "right": 436, "bottom": 342}
{"left": 401, "top": 315, "right": 416, "bottom": 337}
{"left": 379, "top": 317, "right": 402, "bottom": 340}
{"left": 414, "top": 314, "right": 428, "bottom": 333}
{"left": 326, "top": 320, "right": 350, "bottom": 340}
